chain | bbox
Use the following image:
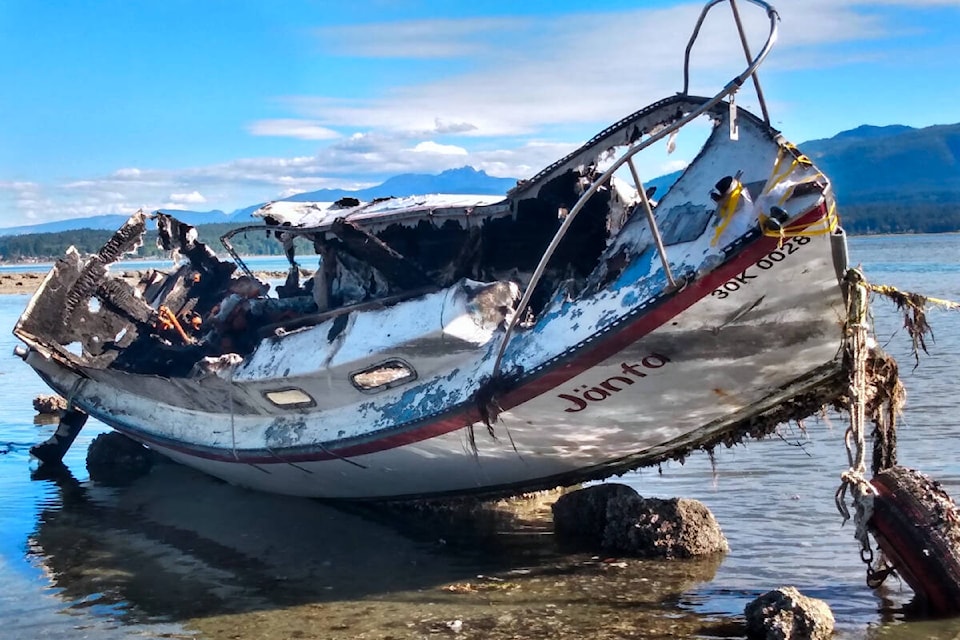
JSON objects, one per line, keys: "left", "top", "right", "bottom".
{"left": 834, "top": 268, "right": 890, "bottom": 586}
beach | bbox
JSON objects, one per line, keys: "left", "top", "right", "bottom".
{"left": 0, "top": 271, "right": 44, "bottom": 294}
{"left": 0, "top": 268, "right": 293, "bottom": 295}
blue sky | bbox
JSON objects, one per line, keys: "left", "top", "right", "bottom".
{"left": 1, "top": 0, "right": 958, "bottom": 226}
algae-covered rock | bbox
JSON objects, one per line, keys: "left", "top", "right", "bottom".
{"left": 33, "top": 394, "right": 67, "bottom": 415}
{"left": 552, "top": 483, "right": 727, "bottom": 557}
{"left": 552, "top": 483, "right": 641, "bottom": 546}
{"left": 603, "top": 493, "right": 729, "bottom": 558}
{"left": 744, "top": 586, "right": 835, "bottom": 640}
{"left": 86, "top": 431, "right": 157, "bottom": 485}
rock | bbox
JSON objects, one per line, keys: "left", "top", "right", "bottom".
{"left": 603, "top": 492, "right": 729, "bottom": 558}
{"left": 552, "top": 483, "right": 641, "bottom": 546}
{"left": 86, "top": 431, "right": 157, "bottom": 485}
{"left": 744, "top": 587, "right": 835, "bottom": 640}
{"left": 551, "top": 483, "right": 728, "bottom": 557}
{"left": 33, "top": 394, "right": 67, "bottom": 415}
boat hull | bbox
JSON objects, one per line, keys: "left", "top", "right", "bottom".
{"left": 25, "top": 212, "right": 845, "bottom": 499}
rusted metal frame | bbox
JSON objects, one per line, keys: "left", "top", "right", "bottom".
{"left": 627, "top": 158, "right": 676, "bottom": 288}
{"left": 219, "top": 232, "right": 256, "bottom": 279}
{"left": 729, "top": 0, "right": 771, "bottom": 124}
{"left": 682, "top": 0, "right": 778, "bottom": 121}
{"left": 491, "top": 1, "right": 780, "bottom": 380}
{"left": 220, "top": 224, "right": 327, "bottom": 281}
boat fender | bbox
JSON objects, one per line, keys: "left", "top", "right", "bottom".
{"left": 868, "top": 465, "right": 960, "bottom": 615}
{"left": 830, "top": 226, "right": 849, "bottom": 285}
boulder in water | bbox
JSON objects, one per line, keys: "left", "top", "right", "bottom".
{"left": 33, "top": 394, "right": 66, "bottom": 415}
{"left": 552, "top": 483, "right": 728, "bottom": 557}
{"left": 744, "top": 586, "right": 834, "bottom": 640}
{"left": 86, "top": 431, "right": 158, "bottom": 485}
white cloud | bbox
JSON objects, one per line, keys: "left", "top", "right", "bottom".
{"left": 313, "top": 17, "right": 529, "bottom": 59}
{"left": 278, "top": 2, "right": 941, "bottom": 141}
{"left": 247, "top": 119, "right": 341, "bottom": 141}
{"left": 3, "top": 1, "right": 950, "bottom": 227}
{"left": 168, "top": 191, "right": 207, "bottom": 204}
{"left": 660, "top": 160, "right": 689, "bottom": 174}
{"left": 0, "top": 180, "right": 39, "bottom": 191}
{"left": 410, "top": 141, "right": 468, "bottom": 155}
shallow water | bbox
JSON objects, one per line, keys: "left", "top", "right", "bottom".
{"left": 1, "top": 234, "right": 959, "bottom": 639}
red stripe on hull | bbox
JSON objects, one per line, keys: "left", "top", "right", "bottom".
{"left": 108, "top": 203, "right": 833, "bottom": 464}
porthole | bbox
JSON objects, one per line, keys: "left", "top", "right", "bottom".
{"left": 351, "top": 359, "right": 417, "bottom": 392}
{"left": 264, "top": 388, "right": 315, "bottom": 408}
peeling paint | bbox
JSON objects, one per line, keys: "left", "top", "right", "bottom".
{"left": 13, "top": 92, "right": 846, "bottom": 499}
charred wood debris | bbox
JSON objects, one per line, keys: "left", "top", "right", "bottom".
{"left": 16, "top": 170, "right": 617, "bottom": 379}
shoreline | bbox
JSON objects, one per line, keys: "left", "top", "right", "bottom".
{"left": 0, "top": 271, "right": 44, "bottom": 294}
{"left": 0, "top": 269, "right": 293, "bottom": 296}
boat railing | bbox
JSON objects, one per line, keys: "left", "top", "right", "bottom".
{"left": 491, "top": 0, "right": 780, "bottom": 379}
{"left": 683, "top": 0, "right": 774, "bottom": 125}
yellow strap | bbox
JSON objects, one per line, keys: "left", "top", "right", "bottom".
{"left": 711, "top": 182, "right": 743, "bottom": 247}
{"left": 764, "top": 146, "right": 788, "bottom": 193}
{"left": 763, "top": 142, "right": 816, "bottom": 196}
{"left": 761, "top": 201, "right": 839, "bottom": 240}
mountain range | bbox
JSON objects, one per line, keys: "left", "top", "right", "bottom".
{"left": 800, "top": 124, "right": 960, "bottom": 202}
{"left": 2, "top": 122, "right": 958, "bottom": 237}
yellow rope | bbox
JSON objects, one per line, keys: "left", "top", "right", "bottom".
{"left": 710, "top": 182, "right": 743, "bottom": 247}
{"left": 761, "top": 201, "right": 839, "bottom": 240}
{"left": 756, "top": 143, "right": 831, "bottom": 247}
{"left": 764, "top": 146, "right": 789, "bottom": 193}
{"left": 763, "top": 143, "right": 816, "bottom": 196}
{"left": 869, "top": 284, "right": 960, "bottom": 310}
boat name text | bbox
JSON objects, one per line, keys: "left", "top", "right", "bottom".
{"left": 558, "top": 354, "right": 671, "bottom": 413}
{"left": 710, "top": 235, "right": 811, "bottom": 299}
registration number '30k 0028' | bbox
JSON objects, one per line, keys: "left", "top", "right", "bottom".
{"left": 710, "top": 236, "right": 812, "bottom": 300}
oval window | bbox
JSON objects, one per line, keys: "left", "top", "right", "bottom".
{"left": 351, "top": 359, "right": 417, "bottom": 392}
{"left": 264, "top": 388, "right": 315, "bottom": 408}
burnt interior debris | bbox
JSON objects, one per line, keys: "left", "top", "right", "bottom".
{"left": 16, "top": 166, "right": 641, "bottom": 377}
{"left": 17, "top": 96, "right": 747, "bottom": 380}
{"left": 17, "top": 88, "right": 819, "bottom": 383}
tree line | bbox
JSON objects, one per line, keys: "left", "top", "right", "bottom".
{"left": 1, "top": 203, "right": 959, "bottom": 263}
{"left": 0, "top": 223, "right": 290, "bottom": 262}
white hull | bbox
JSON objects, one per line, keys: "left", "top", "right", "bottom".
{"left": 24, "top": 206, "right": 845, "bottom": 499}
{"left": 15, "top": 6, "right": 851, "bottom": 499}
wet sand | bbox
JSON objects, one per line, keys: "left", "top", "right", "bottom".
{"left": 34, "top": 461, "right": 736, "bottom": 640}
{"left": 0, "top": 269, "right": 292, "bottom": 295}
{"left": 0, "top": 270, "right": 45, "bottom": 294}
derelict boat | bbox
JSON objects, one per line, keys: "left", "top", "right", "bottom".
{"left": 14, "top": 0, "right": 851, "bottom": 499}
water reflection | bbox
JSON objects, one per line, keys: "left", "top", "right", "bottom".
{"left": 8, "top": 233, "right": 960, "bottom": 638}
{"left": 28, "top": 460, "right": 732, "bottom": 638}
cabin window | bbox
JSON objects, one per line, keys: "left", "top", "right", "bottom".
{"left": 351, "top": 359, "right": 417, "bottom": 392}
{"left": 264, "top": 388, "right": 315, "bottom": 408}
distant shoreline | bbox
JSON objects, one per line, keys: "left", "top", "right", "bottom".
{"left": 0, "top": 269, "right": 292, "bottom": 296}
{"left": 0, "top": 271, "right": 44, "bottom": 294}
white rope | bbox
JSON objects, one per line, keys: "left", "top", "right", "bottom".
{"left": 836, "top": 270, "right": 878, "bottom": 562}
